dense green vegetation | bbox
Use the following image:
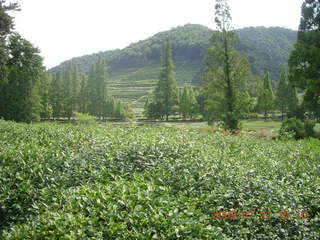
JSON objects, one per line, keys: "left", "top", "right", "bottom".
{"left": 0, "top": 121, "right": 319, "bottom": 239}
{"left": 0, "top": 2, "right": 45, "bottom": 123}
{"left": 289, "top": 0, "right": 320, "bottom": 118}
{"left": 236, "top": 27, "right": 297, "bottom": 85}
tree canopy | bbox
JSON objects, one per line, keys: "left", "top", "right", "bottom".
{"left": 289, "top": 0, "right": 320, "bottom": 117}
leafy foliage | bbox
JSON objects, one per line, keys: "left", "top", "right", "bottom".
{"left": 289, "top": 0, "right": 320, "bottom": 118}
{"left": 0, "top": 0, "right": 20, "bottom": 81}
{"left": 279, "top": 117, "right": 317, "bottom": 140}
{"left": 236, "top": 27, "right": 297, "bottom": 83}
{"left": 256, "top": 73, "right": 275, "bottom": 118}
{"left": 0, "top": 34, "right": 44, "bottom": 123}
{"left": 73, "top": 112, "right": 96, "bottom": 126}
{"left": 178, "top": 85, "right": 198, "bottom": 119}
{"left": 0, "top": 121, "right": 319, "bottom": 239}
{"left": 275, "top": 68, "right": 289, "bottom": 118}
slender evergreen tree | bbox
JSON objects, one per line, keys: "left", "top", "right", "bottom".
{"left": 179, "top": 85, "right": 198, "bottom": 119}
{"left": 87, "top": 59, "right": 108, "bottom": 119}
{"left": 50, "top": 73, "right": 63, "bottom": 119}
{"left": 204, "top": 0, "right": 252, "bottom": 129}
{"left": 275, "top": 68, "right": 289, "bottom": 119}
{"left": 61, "top": 66, "right": 73, "bottom": 119}
{"left": 104, "top": 97, "right": 115, "bottom": 118}
{"left": 256, "top": 72, "right": 275, "bottom": 119}
{"left": 154, "top": 40, "right": 178, "bottom": 121}
{"left": 39, "top": 72, "right": 53, "bottom": 119}
{"left": 78, "top": 75, "right": 89, "bottom": 113}
{"left": 287, "top": 80, "right": 299, "bottom": 118}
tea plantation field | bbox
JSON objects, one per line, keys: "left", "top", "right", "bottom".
{"left": 0, "top": 120, "right": 319, "bottom": 239}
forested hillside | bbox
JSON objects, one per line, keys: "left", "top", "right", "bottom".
{"left": 50, "top": 24, "right": 296, "bottom": 110}
{"left": 236, "top": 27, "right": 297, "bottom": 83}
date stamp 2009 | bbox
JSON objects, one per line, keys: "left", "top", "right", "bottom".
{"left": 210, "top": 210, "right": 310, "bottom": 220}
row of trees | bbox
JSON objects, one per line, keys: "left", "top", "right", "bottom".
{"left": 0, "top": 1, "right": 130, "bottom": 123}
{"left": 144, "top": 41, "right": 199, "bottom": 120}
{"left": 45, "top": 60, "right": 131, "bottom": 121}
{"left": 256, "top": 0, "right": 320, "bottom": 123}
{"left": 144, "top": 38, "right": 301, "bottom": 124}
{"left": 255, "top": 70, "right": 300, "bottom": 120}
{"left": 202, "top": 0, "right": 319, "bottom": 129}
{"left": 144, "top": 0, "right": 306, "bottom": 130}
{"left": 144, "top": 0, "right": 254, "bottom": 127}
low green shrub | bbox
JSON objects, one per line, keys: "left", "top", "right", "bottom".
{"left": 279, "top": 118, "right": 316, "bottom": 140}
{"left": 304, "top": 119, "right": 316, "bottom": 138}
{"left": 74, "top": 112, "right": 96, "bottom": 126}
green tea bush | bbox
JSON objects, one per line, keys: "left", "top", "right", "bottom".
{"left": 304, "top": 119, "right": 316, "bottom": 138}
{"left": 74, "top": 112, "right": 97, "bottom": 126}
{"left": 279, "top": 118, "right": 317, "bottom": 140}
{"left": 0, "top": 121, "right": 319, "bottom": 239}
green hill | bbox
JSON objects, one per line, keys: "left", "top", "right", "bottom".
{"left": 50, "top": 24, "right": 297, "bottom": 113}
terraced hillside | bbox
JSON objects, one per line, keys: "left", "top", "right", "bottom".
{"left": 108, "top": 63, "right": 201, "bottom": 111}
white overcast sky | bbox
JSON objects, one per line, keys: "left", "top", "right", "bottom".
{"left": 12, "top": 0, "right": 304, "bottom": 69}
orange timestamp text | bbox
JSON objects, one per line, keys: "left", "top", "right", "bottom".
{"left": 210, "top": 209, "right": 310, "bottom": 220}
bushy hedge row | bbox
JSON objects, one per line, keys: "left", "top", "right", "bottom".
{"left": 0, "top": 120, "right": 319, "bottom": 239}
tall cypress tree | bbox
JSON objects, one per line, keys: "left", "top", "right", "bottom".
{"left": 275, "top": 68, "right": 289, "bottom": 119}
{"left": 256, "top": 72, "right": 275, "bottom": 119}
{"left": 62, "top": 66, "right": 73, "bottom": 119}
{"left": 179, "top": 85, "right": 197, "bottom": 119}
{"left": 154, "top": 40, "right": 178, "bottom": 121}
{"left": 57, "top": 64, "right": 80, "bottom": 119}
{"left": 179, "top": 86, "right": 189, "bottom": 119}
{"left": 39, "top": 72, "right": 53, "bottom": 119}
{"left": 287, "top": 80, "right": 299, "bottom": 118}
{"left": 71, "top": 65, "right": 80, "bottom": 113}
{"left": 50, "top": 73, "right": 63, "bottom": 119}
{"left": 204, "top": 0, "right": 252, "bottom": 129}
{"left": 87, "top": 58, "right": 108, "bottom": 118}
{"left": 78, "top": 75, "right": 88, "bottom": 113}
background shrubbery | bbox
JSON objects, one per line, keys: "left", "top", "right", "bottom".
{"left": 279, "top": 118, "right": 318, "bottom": 140}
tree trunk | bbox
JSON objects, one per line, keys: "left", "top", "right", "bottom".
{"left": 264, "top": 110, "right": 267, "bottom": 121}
